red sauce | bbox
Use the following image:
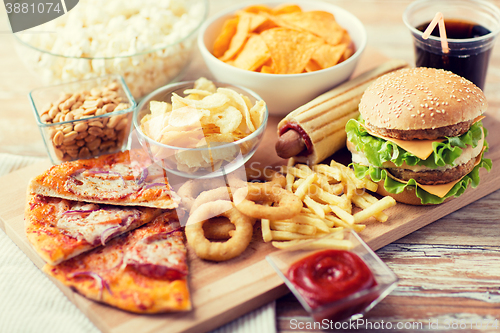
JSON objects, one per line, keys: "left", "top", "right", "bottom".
{"left": 287, "top": 250, "right": 376, "bottom": 310}
{"left": 279, "top": 122, "right": 313, "bottom": 156}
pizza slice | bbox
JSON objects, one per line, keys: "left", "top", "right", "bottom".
{"left": 28, "top": 150, "right": 180, "bottom": 209}
{"left": 43, "top": 210, "right": 191, "bottom": 313}
{"left": 25, "top": 193, "right": 165, "bottom": 265}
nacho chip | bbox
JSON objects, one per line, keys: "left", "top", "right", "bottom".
{"left": 213, "top": 17, "right": 239, "bottom": 58}
{"left": 238, "top": 11, "right": 269, "bottom": 32}
{"left": 243, "top": 5, "right": 272, "bottom": 14}
{"left": 260, "top": 28, "right": 324, "bottom": 74}
{"left": 278, "top": 11, "right": 345, "bottom": 45}
{"left": 260, "top": 65, "right": 274, "bottom": 74}
{"left": 233, "top": 34, "right": 271, "bottom": 71}
{"left": 304, "top": 59, "right": 322, "bottom": 72}
{"left": 311, "top": 43, "right": 347, "bottom": 69}
{"left": 220, "top": 13, "right": 251, "bottom": 61}
{"left": 272, "top": 4, "right": 302, "bottom": 15}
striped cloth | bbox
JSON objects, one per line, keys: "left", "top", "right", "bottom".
{"left": 0, "top": 153, "right": 276, "bottom": 333}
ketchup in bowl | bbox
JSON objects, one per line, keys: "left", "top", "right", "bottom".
{"left": 286, "top": 249, "right": 378, "bottom": 321}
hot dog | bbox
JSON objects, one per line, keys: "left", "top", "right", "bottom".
{"left": 276, "top": 59, "right": 408, "bottom": 164}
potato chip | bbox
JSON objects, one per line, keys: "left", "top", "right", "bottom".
{"left": 160, "top": 128, "right": 204, "bottom": 147}
{"left": 249, "top": 100, "right": 266, "bottom": 129}
{"left": 150, "top": 101, "right": 171, "bottom": 116}
{"left": 311, "top": 43, "right": 347, "bottom": 69}
{"left": 278, "top": 11, "right": 345, "bottom": 45}
{"left": 168, "top": 106, "right": 210, "bottom": 128}
{"left": 260, "top": 28, "right": 324, "bottom": 74}
{"left": 204, "top": 105, "right": 243, "bottom": 134}
{"left": 233, "top": 34, "right": 270, "bottom": 71}
{"left": 175, "top": 149, "right": 209, "bottom": 168}
{"left": 217, "top": 87, "right": 255, "bottom": 132}
{"left": 194, "top": 77, "right": 217, "bottom": 93}
{"left": 213, "top": 17, "right": 239, "bottom": 58}
{"left": 183, "top": 89, "right": 213, "bottom": 98}
{"left": 172, "top": 92, "right": 228, "bottom": 110}
{"left": 220, "top": 13, "right": 251, "bottom": 61}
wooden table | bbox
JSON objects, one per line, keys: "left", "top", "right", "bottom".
{"left": 2, "top": 1, "right": 500, "bottom": 332}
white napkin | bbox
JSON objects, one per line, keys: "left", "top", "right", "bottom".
{"left": 0, "top": 153, "right": 276, "bottom": 333}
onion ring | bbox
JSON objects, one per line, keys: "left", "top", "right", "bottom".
{"left": 246, "top": 167, "right": 286, "bottom": 188}
{"left": 177, "top": 178, "right": 225, "bottom": 210}
{"left": 202, "top": 217, "right": 236, "bottom": 240}
{"left": 185, "top": 200, "right": 254, "bottom": 261}
{"left": 233, "top": 183, "right": 302, "bottom": 220}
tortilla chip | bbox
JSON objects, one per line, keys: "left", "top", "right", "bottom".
{"left": 243, "top": 4, "right": 272, "bottom": 14}
{"left": 311, "top": 43, "right": 347, "bottom": 69}
{"left": 233, "top": 34, "right": 271, "bottom": 71}
{"left": 304, "top": 59, "right": 322, "bottom": 72}
{"left": 220, "top": 13, "right": 251, "bottom": 61}
{"left": 240, "top": 12, "right": 269, "bottom": 32}
{"left": 272, "top": 4, "right": 302, "bottom": 15}
{"left": 278, "top": 11, "right": 345, "bottom": 45}
{"left": 260, "top": 28, "right": 324, "bottom": 74}
{"left": 213, "top": 17, "right": 239, "bottom": 58}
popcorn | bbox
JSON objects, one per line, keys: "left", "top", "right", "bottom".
{"left": 16, "top": 0, "right": 206, "bottom": 99}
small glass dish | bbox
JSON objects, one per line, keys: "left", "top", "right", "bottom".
{"left": 266, "top": 229, "right": 398, "bottom": 323}
{"left": 29, "top": 75, "right": 137, "bottom": 164}
{"left": 133, "top": 80, "right": 269, "bottom": 179}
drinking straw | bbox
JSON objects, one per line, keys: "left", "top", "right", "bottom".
{"left": 421, "top": 12, "right": 450, "bottom": 53}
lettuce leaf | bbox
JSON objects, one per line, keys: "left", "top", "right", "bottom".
{"left": 352, "top": 155, "right": 492, "bottom": 204}
{"left": 345, "top": 118, "right": 485, "bottom": 169}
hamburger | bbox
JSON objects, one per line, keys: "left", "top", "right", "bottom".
{"left": 345, "top": 67, "right": 491, "bottom": 205}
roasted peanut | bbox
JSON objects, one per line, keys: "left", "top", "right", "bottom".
{"left": 53, "top": 131, "right": 64, "bottom": 146}
{"left": 74, "top": 122, "right": 88, "bottom": 132}
{"left": 115, "top": 118, "right": 129, "bottom": 131}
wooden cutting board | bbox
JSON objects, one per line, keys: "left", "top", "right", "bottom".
{"left": 2, "top": 51, "right": 500, "bottom": 332}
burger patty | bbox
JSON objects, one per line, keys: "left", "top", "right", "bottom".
{"left": 367, "top": 119, "right": 474, "bottom": 140}
{"left": 387, "top": 157, "right": 476, "bottom": 185}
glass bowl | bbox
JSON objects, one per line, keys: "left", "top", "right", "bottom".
{"left": 30, "top": 74, "right": 136, "bottom": 164}
{"left": 266, "top": 229, "right": 398, "bottom": 323}
{"left": 134, "top": 80, "right": 269, "bottom": 179}
{"left": 14, "top": 0, "right": 208, "bottom": 100}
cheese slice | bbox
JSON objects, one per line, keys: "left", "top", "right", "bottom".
{"left": 386, "top": 147, "right": 486, "bottom": 198}
{"left": 361, "top": 115, "right": 486, "bottom": 160}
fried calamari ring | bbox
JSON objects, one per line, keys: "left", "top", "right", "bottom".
{"left": 246, "top": 167, "right": 286, "bottom": 188}
{"left": 185, "top": 200, "right": 254, "bottom": 261}
{"left": 233, "top": 183, "right": 302, "bottom": 220}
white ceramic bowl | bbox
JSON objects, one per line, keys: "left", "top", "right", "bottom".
{"left": 198, "top": 0, "right": 367, "bottom": 116}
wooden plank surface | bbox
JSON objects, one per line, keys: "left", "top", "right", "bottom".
{"left": 0, "top": 110, "right": 499, "bottom": 332}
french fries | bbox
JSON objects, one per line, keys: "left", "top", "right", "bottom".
{"left": 263, "top": 159, "right": 397, "bottom": 249}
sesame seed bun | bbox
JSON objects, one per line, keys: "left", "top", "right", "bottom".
{"left": 359, "top": 67, "right": 487, "bottom": 134}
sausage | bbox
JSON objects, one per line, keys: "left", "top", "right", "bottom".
{"left": 276, "top": 59, "right": 409, "bottom": 164}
